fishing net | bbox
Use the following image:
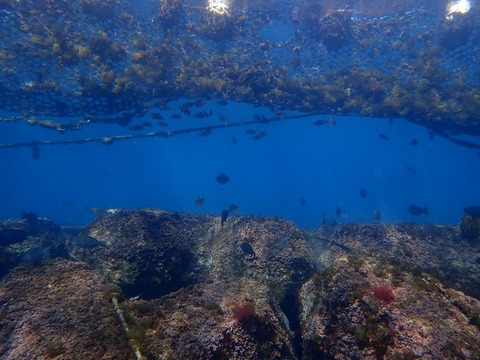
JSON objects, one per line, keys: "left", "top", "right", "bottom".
{"left": 0, "top": 0, "right": 479, "bottom": 149}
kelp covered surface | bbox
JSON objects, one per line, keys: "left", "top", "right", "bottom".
{"left": 0, "top": 0, "right": 479, "bottom": 143}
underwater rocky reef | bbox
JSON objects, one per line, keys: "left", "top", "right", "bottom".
{"left": 0, "top": 209, "right": 480, "bottom": 359}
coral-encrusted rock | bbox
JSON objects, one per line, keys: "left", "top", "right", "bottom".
{"left": 309, "top": 223, "right": 480, "bottom": 299}
{"left": 300, "top": 252, "right": 480, "bottom": 359}
{"left": 123, "top": 278, "right": 298, "bottom": 359}
{"left": 73, "top": 209, "right": 314, "bottom": 301}
{"left": 0, "top": 260, "right": 133, "bottom": 359}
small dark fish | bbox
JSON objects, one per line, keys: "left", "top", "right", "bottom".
{"left": 219, "top": 114, "right": 227, "bottom": 123}
{"left": 129, "top": 124, "right": 144, "bottom": 131}
{"left": 240, "top": 242, "right": 255, "bottom": 256}
{"left": 228, "top": 203, "right": 239, "bottom": 213}
{"left": 216, "top": 172, "right": 229, "bottom": 185}
{"left": 245, "top": 129, "right": 256, "bottom": 135}
{"left": 199, "top": 128, "right": 213, "bottom": 137}
{"left": 232, "top": 136, "right": 237, "bottom": 144}
{"left": 194, "top": 99, "right": 205, "bottom": 107}
{"left": 336, "top": 206, "right": 343, "bottom": 218}
{"left": 157, "top": 121, "right": 169, "bottom": 127}
{"left": 171, "top": 113, "right": 182, "bottom": 119}
{"left": 372, "top": 210, "right": 381, "bottom": 222}
{"left": 252, "top": 130, "right": 266, "bottom": 140}
{"left": 150, "top": 112, "right": 164, "bottom": 120}
{"left": 195, "top": 196, "right": 204, "bottom": 208}
{"left": 253, "top": 114, "right": 268, "bottom": 123}
{"left": 217, "top": 99, "right": 228, "bottom": 106}
{"left": 378, "top": 133, "right": 389, "bottom": 140}
{"left": 22, "top": 246, "right": 51, "bottom": 263}
{"left": 408, "top": 204, "right": 428, "bottom": 216}
{"left": 360, "top": 188, "right": 367, "bottom": 199}
{"left": 73, "top": 233, "right": 107, "bottom": 248}
{"left": 410, "top": 138, "right": 419, "bottom": 147}
{"left": 464, "top": 206, "right": 480, "bottom": 218}
{"left": 313, "top": 119, "right": 328, "bottom": 126}
{"left": 221, "top": 209, "right": 230, "bottom": 227}
{"left": 194, "top": 110, "right": 213, "bottom": 118}
{"left": 406, "top": 165, "right": 417, "bottom": 177}
{"left": 142, "top": 121, "right": 153, "bottom": 127}
{"left": 22, "top": 211, "right": 38, "bottom": 223}
{"left": 328, "top": 116, "right": 337, "bottom": 126}
{"left": 300, "top": 197, "right": 306, "bottom": 206}
{"left": 32, "top": 144, "right": 40, "bottom": 160}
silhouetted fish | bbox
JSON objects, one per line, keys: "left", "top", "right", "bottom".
{"left": 217, "top": 99, "right": 228, "bottom": 106}
{"left": 171, "top": 113, "right": 182, "bottom": 119}
{"left": 142, "top": 121, "right": 153, "bottom": 127}
{"left": 245, "top": 129, "right": 256, "bottom": 134}
{"left": 378, "top": 133, "right": 388, "bottom": 140}
{"left": 73, "top": 233, "right": 107, "bottom": 248}
{"left": 150, "top": 112, "right": 164, "bottom": 120}
{"left": 410, "top": 139, "right": 419, "bottom": 147}
{"left": 229, "top": 203, "right": 239, "bottom": 213}
{"left": 408, "top": 204, "right": 428, "bottom": 216}
{"left": 406, "top": 166, "right": 417, "bottom": 176}
{"left": 464, "top": 205, "right": 480, "bottom": 218}
{"left": 198, "top": 128, "right": 212, "bottom": 137}
{"left": 360, "top": 188, "right": 367, "bottom": 199}
{"left": 313, "top": 119, "right": 328, "bottom": 126}
{"left": 23, "top": 246, "right": 51, "bottom": 262}
{"left": 252, "top": 130, "right": 266, "bottom": 140}
{"left": 216, "top": 173, "right": 229, "bottom": 185}
{"left": 195, "top": 196, "right": 204, "bottom": 207}
{"left": 372, "top": 210, "right": 381, "bottom": 222}
{"left": 32, "top": 144, "right": 40, "bottom": 160}
{"left": 300, "top": 197, "right": 306, "bottom": 206}
{"left": 240, "top": 242, "right": 255, "bottom": 256}
{"left": 336, "top": 206, "right": 343, "bottom": 217}
{"left": 157, "top": 121, "right": 169, "bottom": 127}
{"left": 232, "top": 136, "right": 237, "bottom": 144}
{"left": 129, "top": 124, "right": 144, "bottom": 131}
{"left": 221, "top": 209, "right": 229, "bottom": 227}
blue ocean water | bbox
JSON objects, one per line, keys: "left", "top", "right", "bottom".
{"left": 1, "top": 99, "right": 479, "bottom": 229}
{"left": 1, "top": 0, "right": 480, "bottom": 229}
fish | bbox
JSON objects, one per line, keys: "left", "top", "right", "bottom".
{"left": 194, "top": 110, "right": 213, "bottom": 118}
{"left": 313, "top": 119, "right": 328, "bottom": 126}
{"left": 300, "top": 197, "right": 306, "bottom": 206}
{"left": 142, "top": 121, "right": 153, "bottom": 127}
{"left": 360, "top": 188, "right": 367, "bottom": 199}
{"left": 195, "top": 196, "right": 204, "bottom": 207}
{"left": 150, "top": 112, "right": 164, "bottom": 120}
{"left": 406, "top": 165, "right": 417, "bottom": 176}
{"left": 22, "top": 246, "right": 51, "bottom": 262}
{"left": 198, "top": 128, "right": 213, "bottom": 137}
{"left": 245, "top": 129, "right": 256, "bottom": 134}
{"left": 228, "top": 203, "right": 239, "bottom": 213}
{"left": 216, "top": 172, "right": 229, "bottom": 185}
{"left": 72, "top": 232, "right": 107, "bottom": 248}
{"left": 240, "top": 242, "right": 255, "bottom": 256}
{"left": 336, "top": 206, "right": 343, "bottom": 218}
{"left": 32, "top": 144, "right": 40, "bottom": 160}
{"left": 372, "top": 210, "right": 381, "bottom": 222}
{"left": 252, "top": 129, "right": 266, "bottom": 140}
{"left": 378, "top": 133, "right": 388, "bottom": 140}
{"left": 253, "top": 114, "right": 268, "bottom": 123}
{"left": 232, "top": 136, "right": 237, "bottom": 144}
{"left": 328, "top": 116, "right": 337, "bottom": 125}
{"left": 217, "top": 99, "right": 228, "bottom": 106}
{"left": 221, "top": 209, "right": 230, "bottom": 227}
{"left": 408, "top": 204, "right": 428, "bottom": 216}
{"left": 171, "top": 113, "right": 182, "bottom": 119}
{"left": 157, "top": 121, "right": 169, "bottom": 127}
{"left": 464, "top": 206, "right": 480, "bottom": 218}
{"left": 129, "top": 124, "right": 144, "bottom": 131}
{"left": 410, "top": 138, "right": 419, "bottom": 146}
